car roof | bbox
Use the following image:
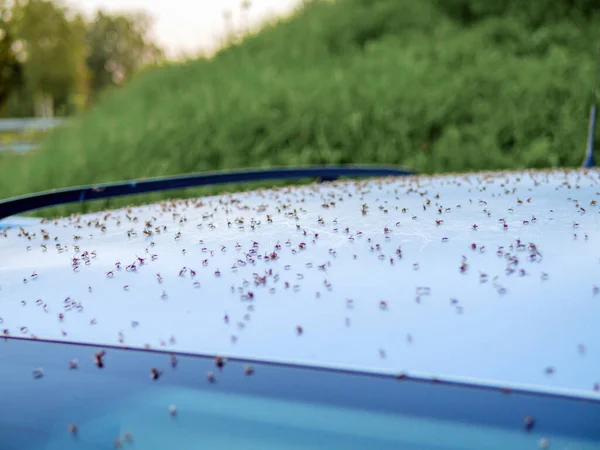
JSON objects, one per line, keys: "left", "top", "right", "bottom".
{"left": 1, "top": 169, "right": 599, "bottom": 399}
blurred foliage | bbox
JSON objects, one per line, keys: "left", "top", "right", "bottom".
{"left": 434, "top": 0, "right": 600, "bottom": 25}
{"left": 0, "top": 4, "right": 22, "bottom": 109}
{"left": 0, "top": 0, "right": 164, "bottom": 117}
{"left": 0, "top": 0, "right": 599, "bottom": 215}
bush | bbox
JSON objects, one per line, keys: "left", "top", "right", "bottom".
{"left": 0, "top": 0, "right": 598, "bottom": 214}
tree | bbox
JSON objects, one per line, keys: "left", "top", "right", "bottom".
{"left": 1, "top": 1, "right": 164, "bottom": 117}
{"left": 0, "top": 1, "right": 23, "bottom": 113}
{"left": 86, "top": 10, "right": 164, "bottom": 97}
{"left": 10, "top": 0, "right": 87, "bottom": 117}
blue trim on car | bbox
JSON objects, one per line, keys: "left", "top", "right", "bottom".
{"left": 583, "top": 104, "right": 596, "bottom": 168}
{"left": 584, "top": 43, "right": 600, "bottom": 168}
{"left": 0, "top": 165, "right": 414, "bottom": 220}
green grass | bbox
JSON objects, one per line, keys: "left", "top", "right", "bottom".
{"left": 0, "top": 132, "right": 21, "bottom": 143}
{"left": 1, "top": 0, "right": 599, "bottom": 216}
{"left": 0, "top": 129, "right": 50, "bottom": 143}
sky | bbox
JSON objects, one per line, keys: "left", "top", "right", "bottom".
{"left": 68, "top": 0, "right": 301, "bottom": 58}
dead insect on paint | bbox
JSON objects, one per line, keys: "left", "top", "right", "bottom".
{"left": 94, "top": 350, "right": 106, "bottom": 368}
{"left": 524, "top": 415, "right": 535, "bottom": 431}
{"left": 215, "top": 356, "right": 226, "bottom": 369}
{"left": 67, "top": 423, "right": 78, "bottom": 436}
{"left": 538, "top": 437, "right": 551, "bottom": 449}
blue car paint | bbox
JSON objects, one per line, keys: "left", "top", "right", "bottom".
{"left": 1, "top": 338, "right": 599, "bottom": 449}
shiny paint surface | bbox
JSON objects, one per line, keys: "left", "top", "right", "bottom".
{"left": 1, "top": 170, "right": 600, "bottom": 399}
{"left": 1, "top": 338, "right": 599, "bottom": 450}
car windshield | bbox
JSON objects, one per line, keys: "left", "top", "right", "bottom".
{"left": 2, "top": 337, "right": 599, "bottom": 450}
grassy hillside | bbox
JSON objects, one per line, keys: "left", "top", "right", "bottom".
{"left": 1, "top": 0, "right": 599, "bottom": 214}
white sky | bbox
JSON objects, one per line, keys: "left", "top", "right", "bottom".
{"left": 68, "top": 0, "right": 301, "bottom": 58}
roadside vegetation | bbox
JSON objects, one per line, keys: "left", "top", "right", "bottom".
{"left": 1, "top": 0, "right": 598, "bottom": 216}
